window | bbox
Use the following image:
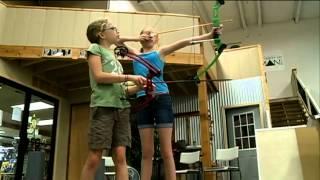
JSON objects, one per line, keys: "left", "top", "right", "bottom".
{"left": 233, "top": 112, "right": 256, "bottom": 150}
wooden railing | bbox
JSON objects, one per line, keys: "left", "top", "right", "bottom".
{"left": 291, "top": 68, "right": 320, "bottom": 120}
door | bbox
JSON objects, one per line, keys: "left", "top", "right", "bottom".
{"left": 226, "top": 105, "right": 260, "bottom": 180}
{"left": 0, "top": 77, "right": 59, "bottom": 180}
{"left": 68, "top": 103, "right": 90, "bottom": 180}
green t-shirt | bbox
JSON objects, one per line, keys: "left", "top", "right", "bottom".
{"left": 87, "top": 43, "right": 130, "bottom": 108}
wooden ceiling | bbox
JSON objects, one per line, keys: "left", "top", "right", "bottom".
{"left": 4, "top": 55, "right": 216, "bottom": 98}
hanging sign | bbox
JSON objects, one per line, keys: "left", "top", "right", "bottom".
{"left": 42, "top": 48, "right": 72, "bottom": 58}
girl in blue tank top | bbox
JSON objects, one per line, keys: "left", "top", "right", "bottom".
{"left": 120, "top": 26, "right": 222, "bottom": 180}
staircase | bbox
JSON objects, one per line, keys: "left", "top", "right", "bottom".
{"left": 270, "top": 97, "right": 308, "bottom": 127}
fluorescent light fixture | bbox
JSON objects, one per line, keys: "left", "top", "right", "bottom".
{"left": 38, "top": 119, "right": 53, "bottom": 126}
{"left": 11, "top": 102, "right": 54, "bottom": 111}
{"left": 12, "top": 107, "right": 22, "bottom": 121}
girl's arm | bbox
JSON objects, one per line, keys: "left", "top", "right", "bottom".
{"left": 158, "top": 26, "right": 222, "bottom": 58}
{"left": 126, "top": 85, "right": 143, "bottom": 95}
{"left": 117, "top": 36, "right": 141, "bottom": 54}
{"left": 125, "top": 81, "right": 155, "bottom": 96}
{"left": 88, "top": 54, "right": 146, "bottom": 85}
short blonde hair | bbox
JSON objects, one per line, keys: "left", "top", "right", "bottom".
{"left": 86, "top": 19, "right": 109, "bottom": 43}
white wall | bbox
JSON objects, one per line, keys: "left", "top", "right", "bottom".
{"left": 222, "top": 18, "right": 320, "bottom": 105}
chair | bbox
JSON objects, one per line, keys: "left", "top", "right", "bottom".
{"left": 176, "top": 150, "right": 202, "bottom": 180}
{"left": 102, "top": 156, "right": 140, "bottom": 180}
{"left": 203, "top": 146, "right": 241, "bottom": 180}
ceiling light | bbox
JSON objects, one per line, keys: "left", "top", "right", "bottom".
{"left": 0, "top": 130, "right": 5, "bottom": 134}
{"left": 38, "top": 119, "right": 53, "bottom": 126}
{"left": 11, "top": 102, "right": 54, "bottom": 111}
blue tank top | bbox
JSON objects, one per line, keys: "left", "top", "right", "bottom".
{"left": 133, "top": 51, "right": 169, "bottom": 97}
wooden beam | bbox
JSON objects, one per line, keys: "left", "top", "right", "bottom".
{"left": 198, "top": 66, "right": 214, "bottom": 179}
{"left": 21, "top": 59, "right": 48, "bottom": 67}
{"left": 0, "top": 45, "right": 43, "bottom": 59}
{"left": 163, "top": 66, "right": 199, "bottom": 74}
{"left": 194, "top": 1, "right": 211, "bottom": 33}
{"left": 198, "top": 18, "right": 214, "bottom": 179}
{"left": 167, "top": 71, "right": 189, "bottom": 95}
{"left": 257, "top": 0, "right": 262, "bottom": 27}
{"left": 150, "top": 1, "right": 166, "bottom": 12}
{"left": 32, "top": 76, "right": 67, "bottom": 97}
{"left": 120, "top": 52, "right": 203, "bottom": 65}
{"left": 165, "top": 52, "right": 203, "bottom": 65}
{"left": 35, "top": 61, "right": 85, "bottom": 74}
{"left": 53, "top": 67, "right": 88, "bottom": 80}
{"left": 0, "top": 45, "right": 86, "bottom": 60}
{"left": 61, "top": 76, "right": 89, "bottom": 85}
{"left": 0, "top": 45, "right": 203, "bottom": 66}
{"left": 237, "top": 0, "right": 247, "bottom": 29}
{"left": 294, "top": 0, "right": 302, "bottom": 24}
{"left": 198, "top": 17, "right": 218, "bottom": 92}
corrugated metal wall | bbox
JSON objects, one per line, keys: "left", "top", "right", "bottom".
{"left": 172, "top": 96, "right": 200, "bottom": 145}
{"left": 172, "top": 76, "right": 266, "bottom": 160}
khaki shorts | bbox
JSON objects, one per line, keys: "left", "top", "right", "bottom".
{"left": 88, "top": 107, "right": 131, "bottom": 150}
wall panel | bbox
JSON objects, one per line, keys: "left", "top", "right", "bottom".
{"left": 72, "top": 11, "right": 91, "bottom": 47}
{"left": 1, "top": 6, "right": 201, "bottom": 54}
{"left": 57, "top": 10, "right": 76, "bottom": 47}
{"left": 13, "top": 8, "right": 31, "bottom": 45}
{"left": 2, "top": 8, "right": 16, "bottom": 45}
{"left": 0, "top": 3, "right": 7, "bottom": 44}
{"left": 216, "top": 46, "right": 262, "bottom": 79}
{"left": 89, "top": 11, "right": 105, "bottom": 23}
{"left": 26, "top": 8, "right": 46, "bottom": 46}
{"left": 42, "top": 9, "right": 61, "bottom": 46}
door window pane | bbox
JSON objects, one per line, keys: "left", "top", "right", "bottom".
{"left": 241, "top": 126, "right": 248, "bottom": 137}
{"left": 232, "top": 111, "right": 257, "bottom": 150}
{"left": 247, "top": 113, "right": 254, "bottom": 124}
{"left": 242, "top": 137, "right": 249, "bottom": 149}
{"left": 240, "top": 114, "right": 246, "bottom": 125}
{"left": 248, "top": 125, "right": 255, "bottom": 136}
{"left": 233, "top": 115, "right": 240, "bottom": 126}
{"left": 235, "top": 127, "right": 241, "bottom": 138}
{"left": 250, "top": 137, "right": 256, "bottom": 148}
{"left": 236, "top": 138, "right": 242, "bottom": 149}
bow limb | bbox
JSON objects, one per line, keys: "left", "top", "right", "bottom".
{"left": 194, "top": 0, "right": 227, "bottom": 80}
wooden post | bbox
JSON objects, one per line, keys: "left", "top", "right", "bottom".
{"left": 197, "top": 18, "right": 215, "bottom": 180}
{"left": 198, "top": 69, "right": 214, "bottom": 180}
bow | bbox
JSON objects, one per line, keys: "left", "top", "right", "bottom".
{"left": 194, "top": 0, "right": 227, "bottom": 80}
{"left": 114, "top": 46, "right": 161, "bottom": 112}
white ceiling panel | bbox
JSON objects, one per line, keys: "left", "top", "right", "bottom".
{"left": 242, "top": 1, "right": 258, "bottom": 26}
{"left": 301, "top": 1, "right": 320, "bottom": 19}
{"left": 261, "top": 1, "right": 296, "bottom": 24}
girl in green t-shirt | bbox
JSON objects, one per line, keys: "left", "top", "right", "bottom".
{"left": 80, "top": 19, "right": 147, "bottom": 180}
